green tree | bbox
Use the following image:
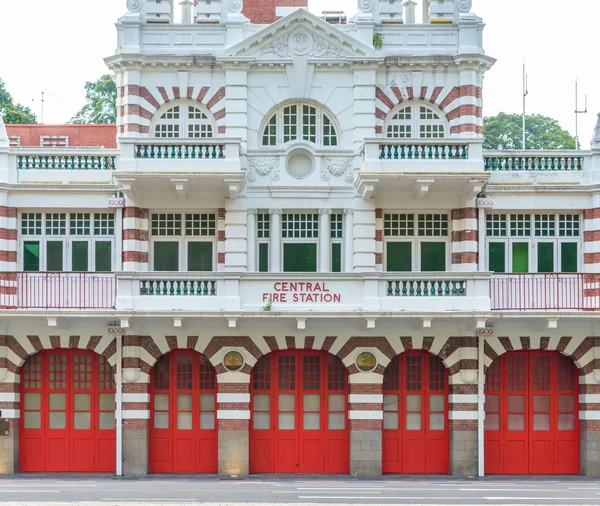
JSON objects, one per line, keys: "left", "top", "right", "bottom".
{"left": 71, "top": 75, "right": 117, "bottom": 124}
{"left": 483, "top": 113, "right": 577, "bottom": 150}
{"left": 0, "top": 78, "right": 37, "bottom": 124}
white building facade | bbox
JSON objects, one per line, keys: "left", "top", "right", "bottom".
{"left": 0, "top": 0, "right": 599, "bottom": 476}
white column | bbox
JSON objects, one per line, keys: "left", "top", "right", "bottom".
{"left": 270, "top": 209, "right": 282, "bottom": 272}
{"left": 344, "top": 209, "right": 354, "bottom": 273}
{"left": 478, "top": 208, "right": 486, "bottom": 272}
{"left": 115, "top": 333, "right": 123, "bottom": 476}
{"left": 319, "top": 209, "right": 332, "bottom": 273}
{"left": 246, "top": 209, "right": 257, "bottom": 272}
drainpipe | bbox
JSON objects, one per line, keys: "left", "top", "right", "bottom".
{"left": 116, "top": 332, "right": 123, "bottom": 476}
{"left": 477, "top": 333, "right": 485, "bottom": 477}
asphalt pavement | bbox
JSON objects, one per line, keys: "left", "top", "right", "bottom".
{"left": 0, "top": 475, "right": 599, "bottom": 505}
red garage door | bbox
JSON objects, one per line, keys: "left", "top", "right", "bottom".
{"left": 250, "top": 350, "right": 348, "bottom": 474}
{"left": 150, "top": 350, "right": 217, "bottom": 473}
{"left": 20, "top": 350, "right": 116, "bottom": 472}
{"left": 383, "top": 351, "right": 449, "bottom": 474}
{"left": 485, "top": 351, "right": 579, "bottom": 474}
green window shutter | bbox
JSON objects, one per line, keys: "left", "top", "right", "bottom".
{"left": 259, "top": 243, "right": 269, "bottom": 272}
{"left": 154, "top": 242, "right": 179, "bottom": 271}
{"left": 512, "top": 242, "right": 529, "bottom": 273}
{"left": 188, "top": 242, "right": 213, "bottom": 271}
{"left": 331, "top": 243, "right": 341, "bottom": 273}
{"left": 95, "top": 241, "right": 112, "bottom": 272}
{"left": 24, "top": 241, "right": 40, "bottom": 272}
{"left": 420, "top": 242, "right": 446, "bottom": 272}
{"left": 386, "top": 242, "right": 412, "bottom": 272}
{"left": 488, "top": 242, "right": 506, "bottom": 273}
{"left": 46, "top": 241, "right": 64, "bottom": 272}
{"left": 283, "top": 243, "right": 317, "bottom": 272}
{"left": 561, "top": 242, "right": 578, "bottom": 273}
{"left": 72, "top": 241, "right": 89, "bottom": 272}
{"left": 537, "top": 242, "right": 555, "bottom": 273}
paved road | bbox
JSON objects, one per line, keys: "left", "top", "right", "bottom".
{"left": 0, "top": 475, "right": 600, "bottom": 505}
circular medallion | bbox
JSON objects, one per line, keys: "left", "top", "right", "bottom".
{"left": 357, "top": 0, "right": 374, "bottom": 13}
{"left": 288, "top": 31, "right": 314, "bottom": 56}
{"left": 286, "top": 148, "right": 315, "bottom": 179}
{"left": 223, "top": 350, "right": 245, "bottom": 372}
{"left": 126, "top": 0, "right": 141, "bottom": 12}
{"left": 356, "top": 351, "right": 377, "bottom": 372}
{"left": 457, "top": 0, "right": 472, "bottom": 12}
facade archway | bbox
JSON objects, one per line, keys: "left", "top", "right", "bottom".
{"left": 249, "top": 349, "right": 348, "bottom": 473}
{"left": 20, "top": 349, "right": 116, "bottom": 472}
{"left": 484, "top": 350, "right": 579, "bottom": 474}
{"left": 382, "top": 350, "right": 449, "bottom": 474}
{"left": 149, "top": 349, "right": 217, "bottom": 473}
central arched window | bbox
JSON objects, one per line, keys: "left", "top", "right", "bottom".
{"left": 261, "top": 103, "right": 338, "bottom": 147}
{"left": 386, "top": 104, "right": 446, "bottom": 139}
{"left": 153, "top": 104, "right": 214, "bottom": 139}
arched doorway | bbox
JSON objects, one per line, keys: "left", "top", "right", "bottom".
{"left": 484, "top": 350, "right": 579, "bottom": 474}
{"left": 250, "top": 350, "right": 348, "bottom": 473}
{"left": 20, "top": 349, "right": 116, "bottom": 472}
{"left": 382, "top": 350, "right": 449, "bottom": 474}
{"left": 149, "top": 350, "right": 217, "bottom": 473}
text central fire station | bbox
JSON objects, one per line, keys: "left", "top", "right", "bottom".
{"left": 0, "top": 0, "right": 599, "bottom": 477}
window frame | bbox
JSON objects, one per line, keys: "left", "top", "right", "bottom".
{"left": 385, "top": 103, "right": 448, "bottom": 140}
{"left": 151, "top": 101, "right": 216, "bottom": 140}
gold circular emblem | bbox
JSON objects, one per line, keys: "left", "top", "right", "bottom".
{"left": 356, "top": 351, "right": 377, "bottom": 372}
{"left": 223, "top": 350, "right": 244, "bottom": 372}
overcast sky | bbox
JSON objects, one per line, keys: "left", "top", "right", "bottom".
{"left": 0, "top": 0, "right": 596, "bottom": 146}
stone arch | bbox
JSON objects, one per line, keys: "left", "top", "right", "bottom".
{"left": 382, "top": 100, "right": 449, "bottom": 139}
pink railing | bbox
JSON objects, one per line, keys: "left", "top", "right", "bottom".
{"left": 490, "top": 274, "right": 600, "bottom": 311}
{"left": 0, "top": 272, "right": 116, "bottom": 309}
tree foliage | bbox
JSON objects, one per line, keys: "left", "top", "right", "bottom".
{"left": 71, "top": 75, "right": 117, "bottom": 124}
{"left": 483, "top": 113, "right": 577, "bottom": 150}
{"left": 0, "top": 78, "right": 37, "bottom": 124}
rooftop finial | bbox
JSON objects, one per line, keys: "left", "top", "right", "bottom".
{"left": 592, "top": 112, "right": 600, "bottom": 151}
{"left": 0, "top": 110, "right": 9, "bottom": 150}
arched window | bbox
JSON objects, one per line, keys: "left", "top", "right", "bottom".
{"left": 153, "top": 104, "right": 214, "bottom": 139}
{"left": 261, "top": 103, "right": 339, "bottom": 148}
{"left": 386, "top": 104, "right": 446, "bottom": 139}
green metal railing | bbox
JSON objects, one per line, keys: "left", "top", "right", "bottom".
{"left": 484, "top": 155, "right": 583, "bottom": 171}
{"left": 17, "top": 155, "right": 116, "bottom": 170}
{"left": 140, "top": 280, "right": 217, "bottom": 296}
{"left": 135, "top": 144, "right": 225, "bottom": 160}
{"left": 379, "top": 144, "right": 468, "bottom": 160}
{"left": 387, "top": 280, "right": 466, "bottom": 297}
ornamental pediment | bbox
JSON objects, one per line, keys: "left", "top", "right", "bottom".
{"left": 218, "top": 9, "right": 383, "bottom": 61}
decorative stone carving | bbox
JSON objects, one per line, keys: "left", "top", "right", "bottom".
{"left": 227, "top": 0, "right": 243, "bottom": 13}
{"left": 247, "top": 157, "right": 280, "bottom": 183}
{"left": 195, "top": 0, "right": 221, "bottom": 23}
{"left": 390, "top": 75, "right": 410, "bottom": 100}
{"left": 126, "top": 0, "right": 142, "bottom": 12}
{"left": 357, "top": 0, "right": 375, "bottom": 13}
{"left": 456, "top": 0, "right": 473, "bottom": 13}
{"left": 321, "top": 157, "right": 353, "bottom": 183}
{"left": 380, "top": 0, "right": 404, "bottom": 23}
{"left": 261, "top": 33, "right": 343, "bottom": 59}
{"left": 288, "top": 31, "right": 314, "bottom": 56}
{"left": 145, "top": 0, "right": 172, "bottom": 23}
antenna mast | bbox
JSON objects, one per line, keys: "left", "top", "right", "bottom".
{"left": 31, "top": 91, "right": 58, "bottom": 124}
{"left": 522, "top": 61, "right": 529, "bottom": 150}
{"left": 575, "top": 79, "right": 588, "bottom": 150}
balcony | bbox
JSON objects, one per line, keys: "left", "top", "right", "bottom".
{"left": 490, "top": 273, "right": 600, "bottom": 311}
{"left": 0, "top": 272, "right": 116, "bottom": 310}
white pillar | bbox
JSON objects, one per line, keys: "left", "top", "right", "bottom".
{"left": 115, "top": 333, "right": 123, "bottom": 476}
{"left": 319, "top": 209, "right": 332, "bottom": 273}
{"left": 180, "top": 0, "right": 193, "bottom": 23}
{"left": 477, "top": 334, "right": 485, "bottom": 477}
{"left": 246, "top": 209, "right": 257, "bottom": 272}
{"left": 270, "top": 209, "right": 282, "bottom": 272}
{"left": 478, "top": 208, "right": 486, "bottom": 272}
{"left": 344, "top": 209, "right": 354, "bottom": 273}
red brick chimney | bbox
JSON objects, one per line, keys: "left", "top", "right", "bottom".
{"left": 243, "top": 0, "right": 308, "bottom": 24}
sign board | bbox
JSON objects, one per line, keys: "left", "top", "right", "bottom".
{"left": 262, "top": 282, "right": 342, "bottom": 303}
{"left": 107, "top": 326, "right": 124, "bottom": 335}
{"left": 478, "top": 328, "right": 494, "bottom": 337}
{"left": 477, "top": 198, "right": 494, "bottom": 209}
{"left": 108, "top": 197, "right": 125, "bottom": 208}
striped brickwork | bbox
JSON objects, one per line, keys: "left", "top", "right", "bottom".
{"left": 375, "top": 85, "right": 483, "bottom": 136}
{"left": 375, "top": 208, "right": 383, "bottom": 269}
{"left": 217, "top": 208, "right": 226, "bottom": 269}
{"left": 0, "top": 206, "right": 18, "bottom": 308}
{"left": 117, "top": 85, "right": 226, "bottom": 135}
{"left": 123, "top": 207, "right": 149, "bottom": 272}
{"left": 451, "top": 208, "right": 478, "bottom": 272}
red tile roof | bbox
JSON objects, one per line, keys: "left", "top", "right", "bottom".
{"left": 5, "top": 124, "right": 117, "bottom": 148}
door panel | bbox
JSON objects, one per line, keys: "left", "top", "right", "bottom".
{"left": 484, "top": 351, "right": 579, "bottom": 474}
{"left": 250, "top": 350, "right": 348, "bottom": 474}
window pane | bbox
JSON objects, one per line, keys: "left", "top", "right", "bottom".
{"left": 254, "top": 412, "right": 270, "bottom": 430}
{"left": 154, "top": 412, "right": 169, "bottom": 429}
{"left": 406, "top": 394, "right": 421, "bottom": 411}
{"left": 49, "top": 412, "right": 66, "bottom": 429}
{"left": 533, "top": 413, "right": 550, "bottom": 431}
{"left": 95, "top": 241, "right": 112, "bottom": 272}
{"left": 74, "top": 412, "right": 91, "bottom": 430}
{"left": 406, "top": 413, "right": 421, "bottom": 430}
{"left": 279, "top": 394, "right": 295, "bottom": 411}
{"left": 99, "top": 412, "right": 115, "bottom": 430}
{"left": 387, "top": 242, "right": 412, "bottom": 271}
{"left": 200, "top": 394, "right": 215, "bottom": 411}
{"left": 304, "top": 412, "right": 320, "bottom": 430}
{"left": 430, "top": 413, "right": 444, "bottom": 430}
{"left": 24, "top": 241, "right": 40, "bottom": 272}
{"left": 99, "top": 394, "right": 115, "bottom": 411}
{"left": 429, "top": 394, "right": 444, "bottom": 412}
{"left": 278, "top": 412, "right": 295, "bottom": 430}
{"left": 24, "top": 393, "right": 41, "bottom": 410}
{"left": 558, "top": 414, "right": 575, "bottom": 431}
{"left": 533, "top": 394, "right": 550, "bottom": 413}
{"left": 74, "top": 393, "right": 90, "bottom": 410}
{"left": 178, "top": 394, "right": 192, "bottom": 411}
{"left": 421, "top": 242, "right": 445, "bottom": 271}
{"left": 558, "top": 394, "right": 575, "bottom": 413}
{"left": 485, "top": 413, "right": 500, "bottom": 431}
{"left": 47, "top": 241, "right": 64, "bottom": 271}
{"left": 328, "top": 412, "right": 345, "bottom": 430}
{"left": 384, "top": 394, "right": 398, "bottom": 412}
{"left": 508, "top": 395, "right": 525, "bottom": 412}
{"left": 72, "top": 241, "right": 89, "bottom": 272}
{"left": 488, "top": 242, "right": 506, "bottom": 273}
{"left": 154, "top": 242, "right": 179, "bottom": 271}
{"left": 537, "top": 243, "right": 554, "bottom": 273}
{"left": 188, "top": 242, "right": 212, "bottom": 271}
{"left": 154, "top": 394, "right": 169, "bottom": 411}
{"left": 328, "top": 394, "right": 345, "bottom": 411}
{"left": 200, "top": 412, "right": 215, "bottom": 430}
{"left": 283, "top": 243, "right": 317, "bottom": 272}
{"left": 332, "top": 243, "right": 341, "bottom": 273}
{"left": 24, "top": 411, "right": 41, "bottom": 429}
{"left": 508, "top": 414, "right": 525, "bottom": 431}
{"left": 485, "top": 394, "right": 500, "bottom": 412}
{"left": 304, "top": 394, "right": 320, "bottom": 411}
{"left": 383, "top": 412, "right": 398, "bottom": 430}
{"left": 561, "top": 243, "right": 578, "bottom": 273}
{"left": 254, "top": 394, "right": 270, "bottom": 411}
{"left": 259, "top": 243, "right": 269, "bottom": 272}
{"left": 49, "top": 393, "right": 66, "bottom": 410}
{"left": 512, "top": 242, "right": 529, "bottom": 273}
{"left": 177, "top": 412, "right": 192, "bottom": 430}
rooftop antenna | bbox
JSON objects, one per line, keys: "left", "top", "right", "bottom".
{"left": 522, "top": 60, "right": 528, "bottom": 150}
{"left": 31, "top": 91, "right": 58, "bottom": 124}
{"left": 575, "top": 79, "right": 588, "bottom": 150}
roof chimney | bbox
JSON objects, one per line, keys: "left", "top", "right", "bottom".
{"left": 243, "top": 0, "right": 307, "bottom": 24}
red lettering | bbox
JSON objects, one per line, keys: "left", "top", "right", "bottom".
{"left": 334, "top": 294, "right": 341, "bottom": 303}
{"left": 324, "top": 293, "right": 332, "bottom": 302}
{"left": 293, "top": 293, "right": 299, "bottom": 302}
{"left": 306, "top": 282, "right": 313, "bottom": 292}
{"left": 314, "top": 283, "right": 322, "bottom": 291}
{"left": 290, "top": 282, "right": 297, "bottom": 291}
{"left": 281, "top": 293, "right": 287, "bottom": 302}
{"left": 263, "top": 293, "right": 270, "bottom": 301}
{"left": 323, "top": 283, "right": 330, "bottom": 292}
{"left": 281, "top": 282, "right": 288, "bottom": 291}
{"left": 274, "top": 282, "right": 281, "bottom": 291}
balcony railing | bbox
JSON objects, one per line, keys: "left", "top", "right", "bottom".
{"left": 0, "top": 272, "right": 116, "bottom": 309}
{"left": 490, "top": 273, "right": 600, "bottom": 311}
{"left": 17, "top": 153, "right": 117, "bottom": 170}
{"left": 387, "top": 279, "right": 466, "bottom": 297}
{"left": 379, "top": 143, "right": 468, "bottom": 161}
{"left": 134, "top": 143, "right": 225, "bottom": 160}
{"left": 484, "top": 151, "right": 585, "bottom": 171}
